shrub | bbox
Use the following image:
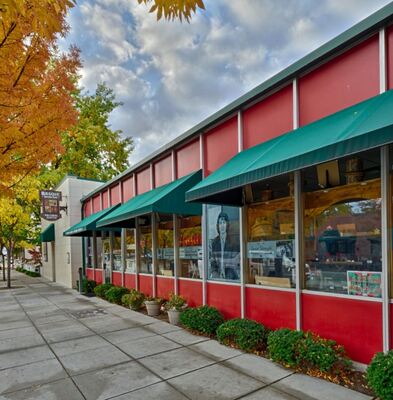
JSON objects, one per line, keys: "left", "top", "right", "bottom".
{"left": 93, "top": 283, "right": 114, "bottom": 299}
{"left": 367, "top": 351, "right": 393, "bottom": 400}
{"left": 180, "top": 306, "right": 224, "bottom": 336}
{"left": 82, "top": 279, "right": 96, "bottom": 294}
{"left": 122, "top": 290, "right": 145, "bottom": 310}
{"left": 105, "top": 286, "right": 130, "bottom": 304}
{"left": 164, "top": 293, "right": 187, "bottom": 311}
{"left": 217, "top": 318, "right": 267, "bottom": 352}
{"left": 267, "top": 329, "right": 304, "bottom": 367}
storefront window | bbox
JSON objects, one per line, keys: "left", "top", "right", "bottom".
{"left": 85, "top": 237, "right": 92, "bottom": 267}
{"left": 157, "top": 215, "right": 174, "bottom": 276}
{"left": 112, "top": 234, "right": 122, "bottom": 271}
{"left": 304, "top": 150, "right": 382, "bottom": 297}
{"left": 207, "top": 205, "right": 240, "bottom": 282}
{"left": 247, "top": 199, "right": 295, "bottom": 288}
{"left": 96, "top": 236, "right": 102, "bottom": 269}
{"left": 42, "top": 242, "right": 48, "bottom": 262}
{"left": 139, "top": 217, "right": 152, "bottom": 274}
{"left": 125, "top": 229, "right": 136, "bottom": 273}
{"left": 102, "top": 232, "right": 111, "bottom": 271}
{"left": 179, "top": 215, "right": 202, "bottom": 279}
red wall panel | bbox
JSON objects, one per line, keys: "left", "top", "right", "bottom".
{"left": 245, "top": 287, "right": 296, "bottom": 330}
{"left": 302, "top": 294, "right": 382, "bottom": 364}
{"left": 86, "top": 268, "right": 94, "bottom": 280}
{"left": 124, "top": 273, "right": 136, "bottom": 290}
{"left": 83, "top": 200, "right": 91, "bottom": 217}
{"left": 95, "top": 269, "right": 103, "bottom": 284}
{"left": 122, "top": 177, "right": 133, "bottom": 202}
{"left": 102, "top": 190, "right": 109, "bottom": 209}
{"left": 137, "top": 168, "right": 151, "bottom": 195}
{"left": 154, "top": 155, "right": 172, "bottom": 187}
{"left": 92, "top": 195, "right": 101, "bottom": 213}
{"left": 204, "top": 116, "right": 238, "bottom": 176}
{"left": 112, "top": 271, "right": 122, "bottom": 286}
{"left": 299, "top": 35, "right": 379, "bottom": 126}
{"left": 388, "top": 25, "right": 393, "bottom": 90}
{"left": 178, "top": 279, "right": 203, "bottom": 307}
{"left": 139, "top": 274, "right": 153, "bottom": 297}
{"left": 110, "top": 184, "right": 121, "bottom": 206}
{"left": 243, "top": 85, "right": 293, "bottom": 150}
{"left": 176, "top": 140, "right": 200, "bottom": 178}
{"left": 207, "top": 282, "right": 241, "bottom": 319}
{"left": 156, "top": 277, "right": 175, "bottom": 299}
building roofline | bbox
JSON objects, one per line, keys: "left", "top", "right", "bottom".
{"left": 81, "top": 2, "right": 393, "bottom": 202}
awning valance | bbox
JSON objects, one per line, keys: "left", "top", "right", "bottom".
{"left": 97, "top": 170, "right": 202, "bottom": 229}
{"left": 63, "top": 204, "right": 120, "bottom": 237}
{"left": 40, "top": 224, "right": 55, "bottom": 242}
{"left": 186, "top": 90, "right": 393, "bottom": 205}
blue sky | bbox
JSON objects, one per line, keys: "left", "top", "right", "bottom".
{"left": 60, "top": 0, "right": 392, "bottom": 164}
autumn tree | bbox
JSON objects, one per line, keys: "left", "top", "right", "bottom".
{"left": 40, "top": 83, "right": 133, "bottom": 188}
{"left": 137, "top": 0, "right": 205, "bottom": 21}
{"left": 0, "top": 0, "right": 80, "bottom": 195}
{"left": 0, "top": 176, "right": 40, "bottom": 287}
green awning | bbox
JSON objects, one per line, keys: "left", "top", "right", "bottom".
{"left": 186, "top": 90, "right": 393, "bottom": 205}
{"left": 40, "top": 224, "right": 55, "bottom": 242}
{"left": 63, "top": 204, "right": 120, "bottom": 237}
{"left": 97, "top": 170, "right": 202, "bottom": 229}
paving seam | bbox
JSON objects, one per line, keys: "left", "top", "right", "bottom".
{"left": 10, "top": 283, "right": 88, "bottom": 400}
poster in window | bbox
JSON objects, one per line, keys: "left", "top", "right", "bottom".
{"left": 347, "top": 271, "right": 382, "bottom": 298}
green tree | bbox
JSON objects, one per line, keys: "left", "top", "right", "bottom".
{"left": 41, "top": 83, "right": 133, "bottom": 187}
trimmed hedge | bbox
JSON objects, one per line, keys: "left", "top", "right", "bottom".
{"left": 367, "top": 351, "right": 393, "bottom": 400}
{"left": 105, "top": 286, "right": 130, "bottom": 304}
{"left": 93, "top": 283, "right": 114, "bottom": 299}
{"left": 217, "top": 318, "right": 267, "bottom": 352}
{"left": 16, "top": 267, "right": 40, "bottom": 277}
{"left": 180, "top": 306, "right": 224, "bottom": 336}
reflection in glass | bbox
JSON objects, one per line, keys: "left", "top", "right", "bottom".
{"left": 85, "top": 237, "right": 92, "bottom": 267}
{"left": 157, "top": 215, "right": 174, "bottom": 276}
{"left": 179, "top": 216, "right": 202, "bottom": 279}
{"left": 112, "top": 235, "right": 122, "bottom": 271}
{"left": 125, "top": 229, "right": 136, "bottom": 273}
{"left": 305, "top": 185, "right": 382, "bottom": 297}
{"left": 247, "top": 199, "right": 295, "bottom": 288}
{"left": 139, "top": 218, "right": 152, "bottom": 274}
{"left": 207, "top": 205, "right": 240, "bottom": 282}
{"left": 102, "top": 234, "right": 111, "bottom": 270}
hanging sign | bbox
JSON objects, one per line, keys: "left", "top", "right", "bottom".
{"left": 40, "top": 190, "right": 62, "bottom": 221}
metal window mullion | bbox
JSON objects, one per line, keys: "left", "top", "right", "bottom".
{"left": 121, "top": 228, "right": 126, "bottom": 287}
{"left": 294, "top": 170, "right": 303, "bottom": 331}
{"left": 152, "top": 212, "right": 157, "bottom": 297}
{"left": 381, "top": 146, "right": 390, "bottom": 352}
{"left": 109, "top": 231, "right": 114, "bottom": 284}
{"left": 173, "top": 214, "right": 179, "bottom": 295}
{"left": 202, "top": 204, "right": 208, "bottom": 305}
{"left": 240, "top": 206, "right": 247, "bottom": 318}
{"left": 135, "top": 218, "right": 140, "bottom": 290}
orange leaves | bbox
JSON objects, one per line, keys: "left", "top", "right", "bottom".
{"left": 137, "top": 0, "right": 205, "bottom": 22}
{"left": 0, "top": 0, "right": 80, "bottom": 195}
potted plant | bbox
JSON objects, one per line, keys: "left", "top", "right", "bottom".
{"left": 144, "top": 296, "right": 163, "bottom": 316}
{"left": 164, "top": 293, "right": 187, "bottom": 325}
{"left": 122, "top": 289, "right": 145, "bottom": 311}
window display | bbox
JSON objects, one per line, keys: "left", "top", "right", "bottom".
{"left": 157, "top": 215, "right": 174, "bottom": 276}
{"left": 179, "top": 215, "right": 202, "bottom": 279}
{"left": 247, "top": 198, "right": 295, "bottom": 288}
{"left": 85, "top": 237, "right": 92, "bottom": 267}
{"left": 207, "top": 205, "right": 240, "bottom": 282}
{"left": 125, "top": 229, "right": 136, "bottom": 273}
{"left": 304, "top": 151, "right": 382, "bottom": 297}
{"left": 139, "top": 217, "right": 152, "bottom": 274}
{"left": 112, "top": 235, "right": 122, "bottom": 271}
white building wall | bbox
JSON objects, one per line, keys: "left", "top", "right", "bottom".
{"left": 41, "top": 176, "right": 102, "bottom": 288}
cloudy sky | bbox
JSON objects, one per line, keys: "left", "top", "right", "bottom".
{"left": 60, "top": 0, "right": 392, "bottom": 165}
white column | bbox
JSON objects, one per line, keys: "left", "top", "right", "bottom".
{"left": 381, "top": 146, "right": 390, "bottom": 352}
{"left": 135, "top": 218, "right": 140, "bottom": 290}
{"left": 293, "top": 78, "right": 299, "bottom": 129}
{"left": 240, "top": 206, "right": 247, "bottom": 318}
{"left": 150, "top": 163, "right": 154, "bottom": 190}
{"left": 100, "top": 192, "right": 103, "bottom": 210}
{"left": 380, "top": 28, "right": 387, "bottom": 94}
{"left": 121, "top": 228, "right": 126, "bottom": 287}
{"left": 294, "top": 170, "right": 303, "bottom": 331}
{"left": 171, "top": 150, "right": 177, "bottom": 181}
{"left": 152, "top": 212, "right": 157, "bottom": 297}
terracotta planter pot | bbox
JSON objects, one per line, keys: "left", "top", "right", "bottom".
{"left": 145, "top": 301, "right": 161, "bottom": 316}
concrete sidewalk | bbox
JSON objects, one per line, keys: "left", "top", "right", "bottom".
{"left": 0, "top": 272, "right": 373, "bottom": 400}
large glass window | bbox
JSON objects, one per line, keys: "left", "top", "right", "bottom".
{"left": 207, "top": 205, "right": 240, "bottom": 282}
{"left": 139, "top": 216, "right": 152, "bottom": 274}
{"left": 96, "top": 236, "right": 102, "bottom": 269}
{"left": 157, "top": 214, "right": 174, "bottom": 276}
{"left": 102, "top": 232, "right": 111, "bottom": 271}
{"left": 112, "top": 234, "right": 122, "bottom": 271}
{"left": 179, "top": 215, "right": 202, "bottom": 279}
{"left": 125, "top": 229, "right": 136, "bottom": 273}
{"left": 85, "top": 237, "right": 92, "bottom": 267}
{"left": 247, "top": 192, "right": 295, "bottom": 288}
{"left": 304, "top": 150, "right": 382, "bottom": 297}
